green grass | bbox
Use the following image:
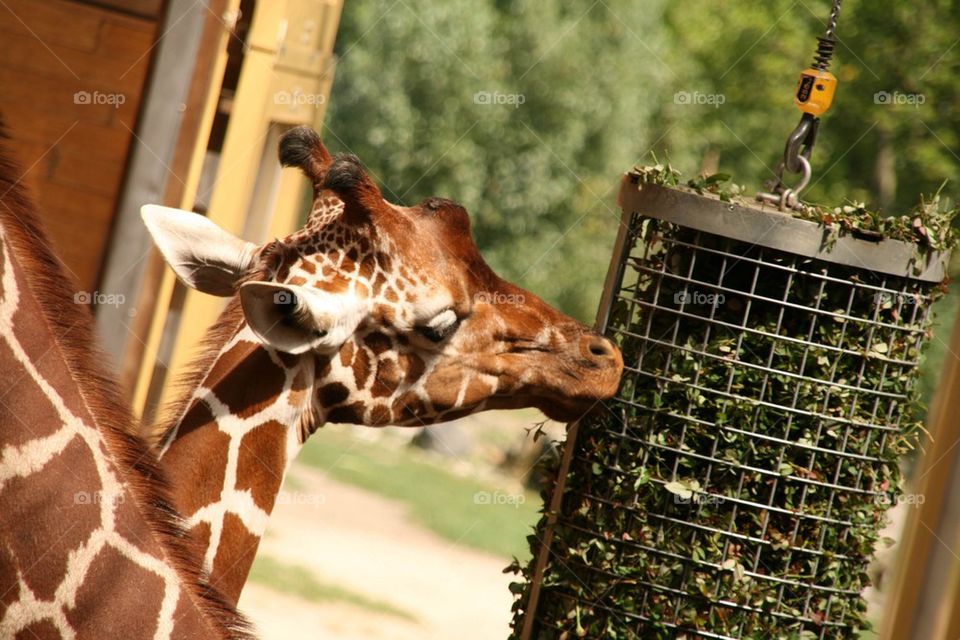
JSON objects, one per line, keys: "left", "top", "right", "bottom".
{"left": 297, "top": 425, "right": 541, "bottom": 560}
{"left": 248, "top": 554, "right": 418, "bottom": 622}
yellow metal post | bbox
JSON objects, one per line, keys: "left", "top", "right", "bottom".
{"left": 156, "top": 3, "right": 288, "bottom": 411}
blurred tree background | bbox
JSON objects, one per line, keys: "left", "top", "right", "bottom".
{"left": 326, "top": 0, "right": 959, "bottom": 395}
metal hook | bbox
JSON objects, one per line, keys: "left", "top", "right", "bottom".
{"left": 784, "top": 114, "right": 819, "bottom": 174}
{"left": 757, "top": 156, "right": 811, "bottom": 211}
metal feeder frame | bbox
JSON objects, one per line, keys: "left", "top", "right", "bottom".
{"left": 517, "top": 171, "right": 950, "bottom": 639}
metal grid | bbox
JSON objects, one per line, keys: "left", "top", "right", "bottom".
{"left": 517, "top": 183, "right": 945, "bottom": 639}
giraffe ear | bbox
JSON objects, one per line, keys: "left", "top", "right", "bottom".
{"left": 141, "top": 205, "right": 257, "bottom": 296}
{"left": 239, "top": 282, "right": 367, "bottom": 354}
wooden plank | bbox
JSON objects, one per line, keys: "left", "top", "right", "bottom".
{"left": 0, "top": 66, "right": 114, "bottom": 126}
{"left": 76, "top": 0, "right": 164, "bottom": 20}
{"left": 0, "top": 0, "right": 103, "bottom": 51}
{"left": 97, "top": 16, "right": 156, "bottom": 59}
{"left": 0, "top": 102, "right": 132, "bottom": 164}
{"left": 33, "top": 184, "right": 114, "bottom": 288}
{"left": 0, "top": 0, "right": 159, "bottom": 292}
{"left": 50, "top": 150, "right": 126, "bottom": 198}
{"left": 0, "top": 30, "right": 152, "bottom": 96}
{"left": 35, "top": 182, "right": 115, "bottom": 222}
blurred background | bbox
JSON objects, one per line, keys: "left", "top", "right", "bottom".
{"left": 0, "top": 0, "right": 958, "bottom": 637}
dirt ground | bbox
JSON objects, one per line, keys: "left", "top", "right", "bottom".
{"left": 237, "top": 464, "right": 518, "bottom": 639}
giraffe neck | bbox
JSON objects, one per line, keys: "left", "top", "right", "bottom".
{"left": 159, "top": 305, "right": 316, "bottom": 603}
{"left": 0, "top": 227, "right": 249, "bottom": 638}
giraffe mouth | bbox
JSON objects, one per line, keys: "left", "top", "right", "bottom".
{"left": 535, "top": 397, "right": 609, "bottom": 423}
{"left": 480, "top": 393, "right": 608, "bottom": 423}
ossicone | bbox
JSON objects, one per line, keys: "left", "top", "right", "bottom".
{"left": 278, "top": 126, "right": 332, "bottom": 183}
{"left": 321, "top": 153, "right": 384, "bottom": 215}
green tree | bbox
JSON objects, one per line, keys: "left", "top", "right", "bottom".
{"left": 652, "top": 0, "right": 960, "bottom": 214}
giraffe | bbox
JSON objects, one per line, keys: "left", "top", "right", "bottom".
{"left": 142, "top": 126, "right": 624, "bottom": 604}
{"left": 0, "top": 126, "right": 252, "bottom": 639}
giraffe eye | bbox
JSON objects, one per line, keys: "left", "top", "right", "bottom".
{"left": 416, "top": 308, "right": 460, "bottom": 342}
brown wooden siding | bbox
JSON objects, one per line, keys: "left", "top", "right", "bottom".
{"left": 0, "top": 0, "right": 159, "bottom": 291}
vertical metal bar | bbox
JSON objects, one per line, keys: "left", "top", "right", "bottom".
{"left": 519, "top": 208, "right": 636, "bottom": 640}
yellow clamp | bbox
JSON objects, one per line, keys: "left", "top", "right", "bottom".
{"left": 794, "top": 67, "right": 837, "bottom": 117}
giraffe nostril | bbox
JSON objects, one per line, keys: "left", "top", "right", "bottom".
{"left": 586, "top": 336, "right": 616, "bottom": 360}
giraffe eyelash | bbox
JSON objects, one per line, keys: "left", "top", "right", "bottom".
{"left": 416, "top": 322, "right": 458, "bottom": 342}
{"left": 416, "top": 309, "right": 460, "bottom": 342}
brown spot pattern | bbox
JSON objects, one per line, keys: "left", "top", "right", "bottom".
{"left": 371, "top": 359, "right": 401, "bottom": 398}
{"left": 318, "top": 382, "right": 350, "bottom": 407}
{"left": 210, "top": 513, "right": 261, "bottom": 603}
{"left": 326, "top": 402, "right": 365, "bottom": 424}
{"left": 2, "top": 436, "right": 100, "bottom": 602}
{"left": 66, "top": 545, "right": 165, "bottom": 640}
{"left": 235, "top": 421, "right": 287, "bottom": 512}
{"left": 213, "top": 346, "right": 287, "bottom": 419}
{"left": 162, "top": 421, "right": 230, "bottom": 517}
{"left": 353, "top": 349, "right": 372, "bottom": 389}
{"left": 364, "top": 332, "right": 392, "bottom": 355}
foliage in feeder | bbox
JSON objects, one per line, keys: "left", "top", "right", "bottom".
{"left": 509, "top": 166, "right": 957, "bottom": 639}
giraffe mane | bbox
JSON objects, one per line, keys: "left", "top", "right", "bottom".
{"left": 0, "top": 121, "right": 254, "bottom": 639}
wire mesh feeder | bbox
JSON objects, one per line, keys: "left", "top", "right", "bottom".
{"left": 511, "top": 171, "right": 952, "bottom": 640}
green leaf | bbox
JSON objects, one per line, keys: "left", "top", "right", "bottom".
{"left": 664, "top": 481, "right": 693, "bottom": 501}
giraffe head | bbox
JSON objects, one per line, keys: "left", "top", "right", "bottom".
{"left": 144, "top": 127, "right": 622, "bottom": 431}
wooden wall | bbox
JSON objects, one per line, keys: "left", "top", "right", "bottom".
{"left": 0, "top": 0, "right": 161, "bottom": 291}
